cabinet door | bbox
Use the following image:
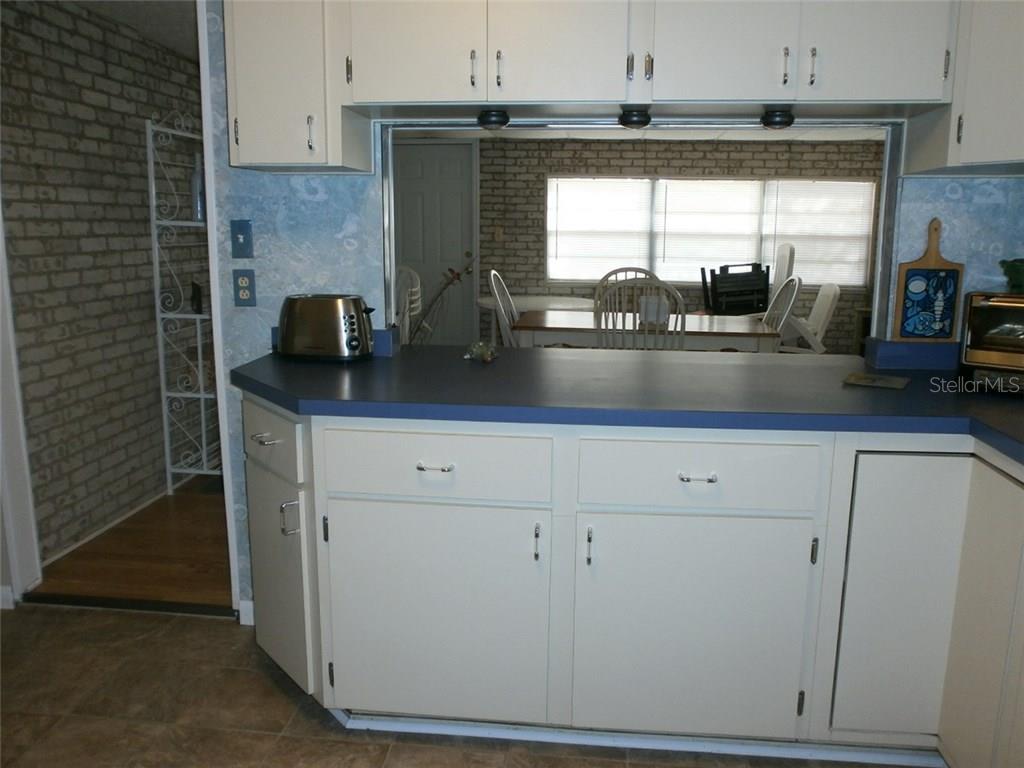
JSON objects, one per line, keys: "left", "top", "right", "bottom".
{"left": 350, "top": 1, "right": 486, "bottom": 103}
{"left": 572, "top": 513, "right": 814, "bottom": 738}
{"left": 652, "top": 1, "right": 800, "bottom": 102}
{"left": 832, "top": 454, "right": 971, "bottom": 735}
{"left": 798, "top": 1, "right": 953, "bottom": 101}
{"left": 329, "top": 499, "right": 551, "bottom": 723}
{"left": 224, "top": 0, "right": 328, "bottom": 165}
{"left": 245, "top": 461, "right": 315, "bottom": 693}
{"left": 487, "top": 0, "right": 629, "bottom": 102}
{"left": 957, "top": 1, "right": 1024, "bottom": 164}
{"left": 940, "top": 462, "right": 1024, "bottom": 768}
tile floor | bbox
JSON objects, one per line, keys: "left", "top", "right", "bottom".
{"left": 1, "top": 605, "right": 920, "bottom": 767}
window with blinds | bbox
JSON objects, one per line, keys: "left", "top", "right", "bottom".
{"left": 546, "top": 177, "right": 876, "bottom": 286}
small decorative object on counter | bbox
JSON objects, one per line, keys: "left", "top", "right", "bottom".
{"left": 894, "top": 218, "right": 964, "bottom": 341}
{"left": 464, "top": 341, "right": 498, "bottom": 363}
{"left": 1000, "top": 258, "right": 1024, "bottom": 293}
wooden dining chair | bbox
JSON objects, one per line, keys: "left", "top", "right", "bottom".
{"left": 762, "top": 275, "right": 802, "bottom": 351}
{"left": 593, "top": 267, "right": 658, "bottom": 313}
{"left": 488, "top": 269, "right": 519, "bottom": 347}
{"left": 396, "top": 266, "right": 422, "bottom": 344}
{"left": 596, "top": 277, "right": 686, "bottom": 351}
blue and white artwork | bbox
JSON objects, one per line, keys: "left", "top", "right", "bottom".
{"left": 899, "top": 268, "right": 959, "bottom": 338}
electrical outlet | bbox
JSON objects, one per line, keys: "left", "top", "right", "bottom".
{"left": 233, "top": 269, "right": 256, "bottom": 306}
{"left": 230, "top": 219, "right": 253, "bottom": 259}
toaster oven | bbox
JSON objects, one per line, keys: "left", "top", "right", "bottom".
{"left": 961, "top": 292, "right": 1024, "bottom": 373}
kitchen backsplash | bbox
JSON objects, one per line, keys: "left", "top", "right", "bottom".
{"left": 889, "top": 175, "right": 1024, "bottom": 339}
{"left": 205, "top": 0, "right": 385, "bottom": 601}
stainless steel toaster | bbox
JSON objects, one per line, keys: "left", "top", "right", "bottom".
{"left": 277, "top": 294, "right": 374, "bottom": 360}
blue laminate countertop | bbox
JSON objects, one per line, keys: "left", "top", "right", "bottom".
{"left": 230, "top": 347, "right": 1024, "bottom": 463}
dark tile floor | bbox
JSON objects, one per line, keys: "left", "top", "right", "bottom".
{"left": 0, "top": 605, "right": 923, "bottom": 767}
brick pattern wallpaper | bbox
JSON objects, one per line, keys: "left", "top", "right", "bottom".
{"left": 1, "top": 1, "right": 202, "bottom": 559}
{"left": 478, "top": 139, "right": 884, "bottom": 355}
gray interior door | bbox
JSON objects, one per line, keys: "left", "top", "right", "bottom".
{"left": 394, "top": 142, "right": 476, "bottom": 345}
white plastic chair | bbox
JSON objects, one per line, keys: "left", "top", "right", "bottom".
{"left": 488, "top": 269, "right": 519, "bottom": 347}
{"left": 396, "top": 266, "right": 422, "bottom": 344}
{"left": 762, "top": 275, "right": 802, "bottom": 351}
{"left": 593, "top": 267, "right": 658, "bottom": 313}
{"left": 780, "top": 283, "right": 840, "bottom": 354}
{"left": 596, "top": 277, "right": 686, "bottom": 351}
{"left": 770, "top": 243, "right": 795, "bottom": 301}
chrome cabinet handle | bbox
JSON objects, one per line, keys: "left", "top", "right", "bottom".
{"left": 626, "top": 52, "right": 635, "bottom": 81}
{"left": 678, "top": 472, "right": 719, "bottom": 484}
{"left": 533, "top": 523, "right": 541, "bottom": 561}
{"left": 250, "top": 432, "right": 282, "bottom": 446}
{"left": 470, "top": 49, "right": 477, "bottom": 87}
{"left": 808, "top": 47, "right": 817, "bottom": 86}
{"left": 782, "top": 46, "right": 790, "bottom": 85}
{"left": 416, "top": 461, "right": 455, "bottom": 473}
{"left": 644, "top": 52, "right": 654, "bottom": 81}
{"left": 345, "top": 55, "right": 352, "bottom": 84}
{"left": 495, "top": 49, "right": 503, "bottom": 87}
{"left": 585, "top": 526, "right": 594, "bottom": 565}
{"left": 279, "top": 500, "right": 300, "bottom": 536}
{"left": 306, "top": 115, "right": 314, "bottom": 151}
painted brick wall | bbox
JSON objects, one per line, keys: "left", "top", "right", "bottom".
{"left": 479, "top": 139, "right": 883, "bottom": 354}
{"left": 1, "top": 1, "right": 202, "bottom": 559}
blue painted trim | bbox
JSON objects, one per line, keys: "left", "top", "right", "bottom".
{"left": 372, "top": 327, "right": 400, "bottom": 357}
{"left": 865, "top": 337, "right": 961, "bottom": 370}
{"left": 971, "top": 420, "right": 1024, "bottom": 466}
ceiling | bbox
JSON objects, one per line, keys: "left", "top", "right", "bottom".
{"left": 81, "top": 0, "right": 198, "bottom": 61}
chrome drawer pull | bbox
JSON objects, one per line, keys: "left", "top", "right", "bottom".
{"left": 279, "top": 500, "right": 300, "bottom": 536}
{"left": 678, "top": 472, "right": 718, "bottom": 484}
{"left": 250, "top": 432, "right": 282, "bottom": 446}
{"left": 416, "top": 461, "right": 455, "bottom": 473}
{"left": 782, "top": 46, "right": 790, "bottom": 85}
{"left": 808, "top": 46, "right": 817, "bottom": 86}
{"left": 533, "top": 523, "right": 541, "bottom": 561}
{"left": 586, "top": 526, "right": 593, "bottom": 565}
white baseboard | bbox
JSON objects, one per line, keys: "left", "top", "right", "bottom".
{"left": 238, "top": 599, "right": 254, "bottom": 626}
{"left": 333, "top": 712, "right": 945, "bottom": 767}
{"left": 1, "top": 586, "right": 14, "bottom": 610}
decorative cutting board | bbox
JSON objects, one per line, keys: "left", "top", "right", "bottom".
{"left": 894, "top": 218, "right": 963, "bottom": 341}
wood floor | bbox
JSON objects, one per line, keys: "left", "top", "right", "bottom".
{"left": 29, "top": 478, "right": 232, "bottom": 612}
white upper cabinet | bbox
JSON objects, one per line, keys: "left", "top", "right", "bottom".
{"left": 487, "top": 0, "right": 629, "bottom": 102}
{"left": 224, "top": 0, "right": 371, "bottom": 170}
{"left": 651, "top": 1, "right": 801, "bottom": 102}
{"left": 797, "top": 1, "right": 954, "bottom": 102}
{"left": 350, "top": 0, "right": 487, "bottom": 103}
{"left": 955, "top": 0, "right": 1024, "bottom": 164}
{"left": 225, "top": 0, "right": 328, "bottom": 165}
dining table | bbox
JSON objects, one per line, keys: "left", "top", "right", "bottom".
{"left": 478, "top": 295, "right": 595, "bottom": 344}
{"left": 513, "top": 309, "right": 780, "bottom": 352}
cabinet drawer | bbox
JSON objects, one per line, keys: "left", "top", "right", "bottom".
{"left": 323, "top": 429, "right": 552, "bottom": 504}
{"left": 242, "top": 399, "right": 303, "bottom": 484}
{"left": 579, "top": 438, "right": 821, "bottom": 512}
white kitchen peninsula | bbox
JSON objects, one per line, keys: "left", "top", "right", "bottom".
{"left": 231, "top": 347, "right": 1024, "bottom": 767}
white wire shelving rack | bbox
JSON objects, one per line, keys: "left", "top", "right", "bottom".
{"left": 146, "top": 114, "right": 222, "bottom": 494}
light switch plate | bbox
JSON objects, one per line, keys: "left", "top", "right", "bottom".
{"left": 230, "top": 220, "right": 253, "bottom": 259}
{"left": 233, "top": 269, "right": 256, "bottom": 306}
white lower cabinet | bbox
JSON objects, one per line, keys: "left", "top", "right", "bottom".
{"left": 940, "top": 461, "right": 1024, "bottom": 768}
{"left": 572, "top": 512, "right": 815, "bottom": 738}
{"left": 328, "top": 498, "right": 551, "bottom": 723}
{"left": 831, "top": 453, "right": 971, "bottom": 736}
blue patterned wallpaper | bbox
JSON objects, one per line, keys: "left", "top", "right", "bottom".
{"left": 205, "top": 1, "right": 384, "bottom": 600}
{"left": 889, "top": 176, "right": 1024, "bottom": 338}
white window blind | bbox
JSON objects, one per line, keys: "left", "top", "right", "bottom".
{"left": 761, "top": 180, "right": 876, "bottom": 286}
{"left": 547, "top": 178, "right": 651, "bottom": 280}
{"left": 654, "top": 180, "right": 763, "bottom": 282}
{"left": 546, "top": 176, "right": 876, "bottom": 286}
